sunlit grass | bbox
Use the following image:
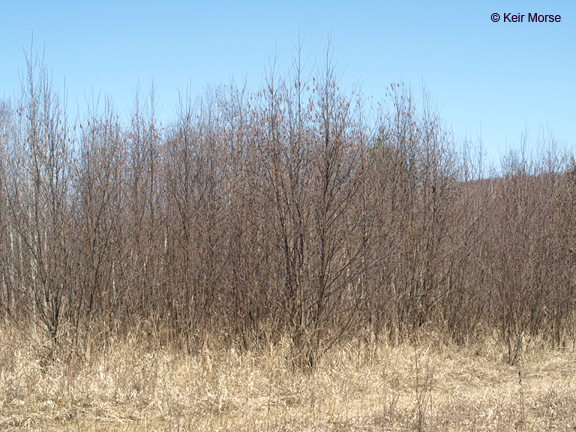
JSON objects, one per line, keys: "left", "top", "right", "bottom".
{"left": 1, "top": 326, "right": 576, "bottom": 431}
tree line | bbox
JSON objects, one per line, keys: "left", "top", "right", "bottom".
{"left": 0, "top": 54, "right": 575, "bottom": 366}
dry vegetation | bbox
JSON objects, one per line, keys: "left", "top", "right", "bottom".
{"left": 2, "top": 326, "right": 576, "bottom": 431}
{"left": 1, "top": 50, "right": 576, "bottom": 430}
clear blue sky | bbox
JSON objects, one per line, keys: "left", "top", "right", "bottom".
{"left": 1, "top": 1, "right": 574, "bottom": 169}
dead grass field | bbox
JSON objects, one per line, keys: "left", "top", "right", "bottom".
{"left": 1, "top": 328, "right": 576, "bottom": 431}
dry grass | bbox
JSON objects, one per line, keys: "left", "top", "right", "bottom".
{"left": 1, "top": 327, "right": 576, "bottom": 431}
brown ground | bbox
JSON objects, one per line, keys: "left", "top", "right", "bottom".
{"left": 1, "top": 328, "right": 576, "bottom": 431}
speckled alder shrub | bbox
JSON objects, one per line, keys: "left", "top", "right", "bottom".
{"left": 0, "top": 51, "right": 575, "bottom": 366}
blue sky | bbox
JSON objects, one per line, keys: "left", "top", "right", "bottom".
{"left": 1, "top": 1, "right": 574, "bottom": 169}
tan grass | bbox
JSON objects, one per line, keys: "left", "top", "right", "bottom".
{"left": 1, "top": 327, "right": 576, "bottom": 431}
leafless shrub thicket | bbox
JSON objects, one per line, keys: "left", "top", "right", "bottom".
{"left": 0, "top": 54, "right": 575, "bottom": 366}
